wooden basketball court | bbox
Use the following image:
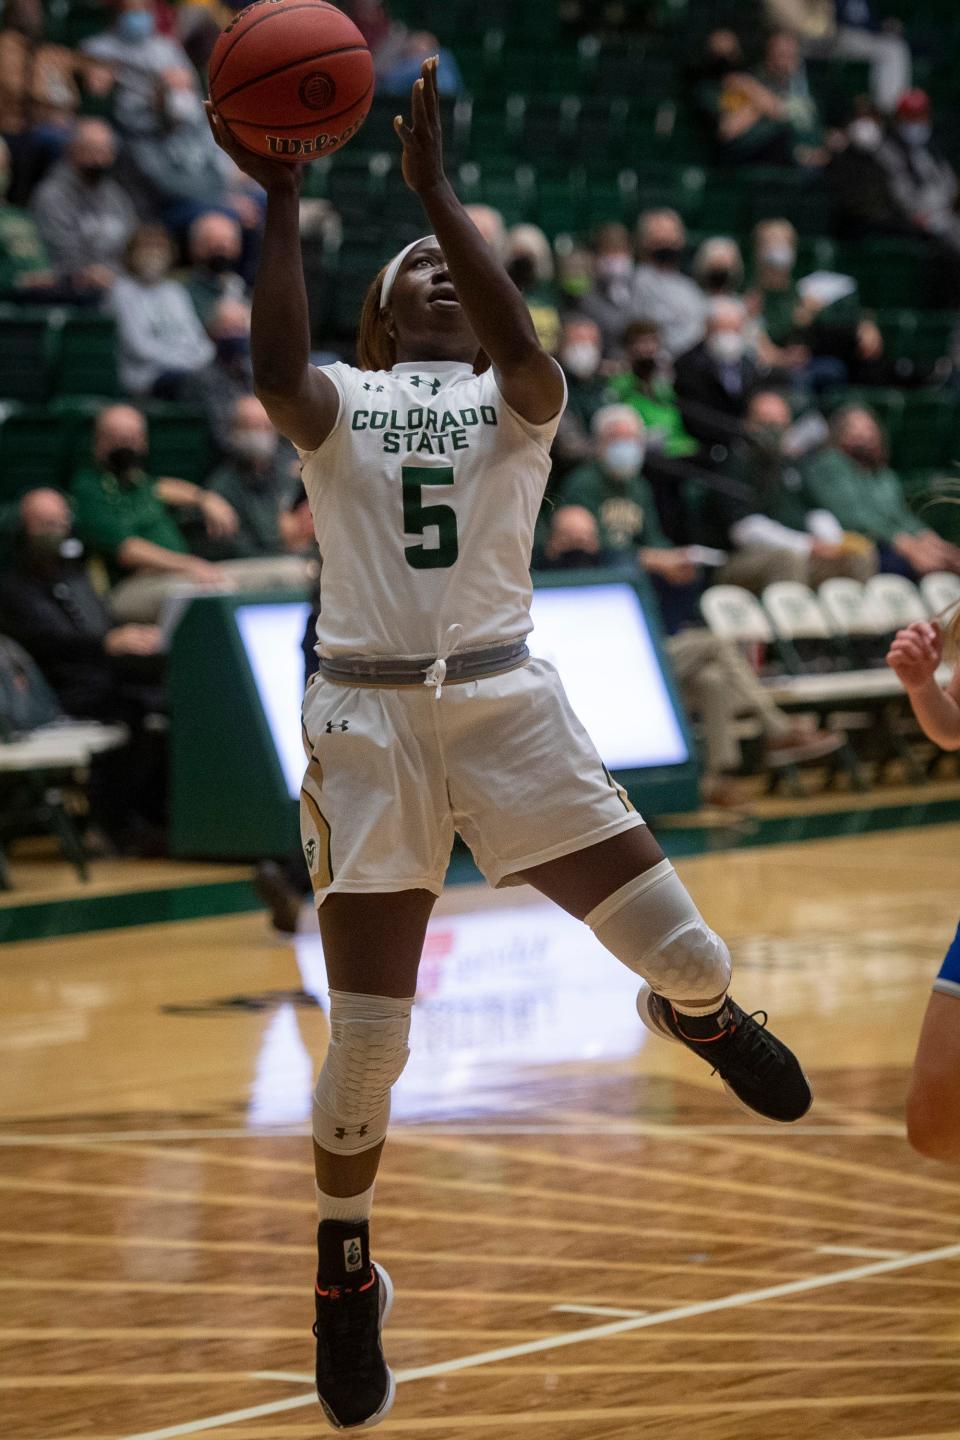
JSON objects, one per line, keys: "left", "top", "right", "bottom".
{"left": 4, "top": 825, "right": 960, "bottom": 1440}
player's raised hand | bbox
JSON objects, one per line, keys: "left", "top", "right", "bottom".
{"left": 886, "top": 620, "right": 943, "bottom": 691}
{"left": 394, "top": 56, "right": 446, "bottom": 195}
{"left": 204, "top": 100, "right": 302, "bottom": 193}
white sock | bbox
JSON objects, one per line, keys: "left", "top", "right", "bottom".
{"left": 315, "top": 1181, "right": 375, "bottom": 1223}
{"left": 671, "top": 994, "right": 728, "bottom": 1018}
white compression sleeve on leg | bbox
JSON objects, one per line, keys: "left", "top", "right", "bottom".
{"left": 313, "top": 990, "right": 414, "bottom": 1156}
{"left": 585, "top": 860, "right": 732, "bottom": 1002}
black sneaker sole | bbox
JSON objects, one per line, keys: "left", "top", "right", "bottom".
{"left": 318, "top": 1264, "right": 396, "bottom": 1432}
{"left": 636, "top": 985, "right": 813, "bottom": 1126}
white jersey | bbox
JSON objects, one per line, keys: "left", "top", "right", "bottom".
{"left": 297, "top": 359, "right": 565, "bottom": 659}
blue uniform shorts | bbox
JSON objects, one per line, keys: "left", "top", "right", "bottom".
{"left": 934, "top": 922, "right": 960, "bottom": 998}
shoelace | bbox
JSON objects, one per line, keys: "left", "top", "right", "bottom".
{"left": 314, "top": 1280, "right": 380, "bottom": 1377}
{"left": 711, "top": 1009, "right": 780, "bottom": 1078}
{"left": 423, "top": 623, "right": 463, "bottom": 700}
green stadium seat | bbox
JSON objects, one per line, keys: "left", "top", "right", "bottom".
{"left": 0, "top": 406, "right": 80, "bottom": 499}
{"left": 0, "top": 306, "right": 58, "bottom": 403}
{"left": 143, "top": 407, "right": 213, "bottom": 486}
{"left": 56, "top": 313, "right": 119, "bottom": 398}
{"left": 876, "top": 309, "right": 955, "bottom": 369}
{"left": 736, "top": 168, "right": 832, "bottom": 235}
{"left": 835, "top": 238, "right": 929, "bottom": 310}
{"left": 890, "top": 391, "right": 957, "bottom": 471}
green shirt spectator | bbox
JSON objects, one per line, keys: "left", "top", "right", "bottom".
{"left": 801, "top": 444, "right": 921, "bottom": 544}
{"left": 608, "top": 371, "right": 699, "bottom": 460}
{"left": 561, "top": 462, "right": 670, "bottom": 554}
{"left": 72, "top": 463, "right": 188, "bottom": 582}
{"left": 797, "top": 404, "right": 960, "bottom": 581}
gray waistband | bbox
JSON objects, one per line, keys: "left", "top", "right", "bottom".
{"left": 317, "top": 638, "right": 530, "bottom": 687}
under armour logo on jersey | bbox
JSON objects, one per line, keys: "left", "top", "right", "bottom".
{"left": 304, "top": 837, "right": 318, "bottom": 869}
{"left": 325, "top": 720, "right": 350, "bottom": 733}
{"left": 409, "top": 375, "right": 442, "bottom": 395}
{"left": 362, "top": 383, "right": 385, "bottom": 392}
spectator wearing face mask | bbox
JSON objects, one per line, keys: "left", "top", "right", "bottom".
{"left": 0, "top": 488, "right": 163, "bottom": 720}
{"left": 81, "top": 0, "right": 195, "bottom": 138}
{"left": 29, "top": 118, "right": 136, "bottom": 286}
{"left": 555, "top": 245, "right": 594, "bottom": 311}
{"left": 801, "top": 405, "right": 960, "bottom": 578}
{"left": 70, "top": 404, "right": 234, "bottom": 619}
{"left": 192, "top": 297, "right": 255, "bottom": 457}
{"left": 705, "top": 389, "right": 877, "bottom": 592}
{"left": 183, "top": 211, "right": 248, "bottom": 324}
{"left": 632, "top": 210, "right": 707, "bottom": 361}
{"left": 0, "top": 486, "right": 168, "bottom": 851}
{"left": 109, "top": 224, "right": 215, "bottom": 398}
{"left": 826, "top": 103, "right": 911, "bottom": 240}
{"left": 579, "top": 223, "right": 636, "bottom": 356}
{"left": 545, "top": 417, "right": 841, "bottom": 803}
{"left": 550, "top": 316, "right": 610, "bottom": 479}
{"left": 201, "top": 396, "right": 306, "bottom": 561}
{"left": 673, "top": 298, "right": 762, "bottom": 455}
{"left": 504, "top": 224, "right": 560, "bottom": 354}
{"left": 609, "top": 320, "right": 700, "bottom": 460}
{"left": 873, "top": 91, "right": 960, "bottom": 268}
{"left": 693, "top": 236, "right": 745, "bottom": 299}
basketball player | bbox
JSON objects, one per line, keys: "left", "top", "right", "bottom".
{"left": 206, "top": 58, "right": 811, "bottom": 1432}
{"left": 887, "top": 616, "right": 960, "bottom": 1161}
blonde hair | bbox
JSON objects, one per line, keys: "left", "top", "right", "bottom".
{"left": 354, "top": 263, "right": 488, "bottom": 374}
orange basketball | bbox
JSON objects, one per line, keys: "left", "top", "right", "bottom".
{"left": 208, "top": 0, "right": 374, "bottom": 163}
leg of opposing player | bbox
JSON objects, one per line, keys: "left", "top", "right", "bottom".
{"left": 906, "top": 922, "right": 960, "bottom": 1161}
{"left": 309, "top": 890, "right": 433, "bottom": 1430}
{"left": 521, "top": 828, "right": 812, "bottom": 1124}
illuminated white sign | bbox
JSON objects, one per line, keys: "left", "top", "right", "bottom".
{"left": 235, "top": 582, "right": 688, "bottom": 801}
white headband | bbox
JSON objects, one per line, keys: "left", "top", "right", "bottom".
{"left": 380, "top": 234, "right": 437, "bottom": 311}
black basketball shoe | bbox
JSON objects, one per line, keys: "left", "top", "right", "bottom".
{"left": 314, "top": 1220, "right": 395, "bottom": 1430}
{"left": 637, "top": 985, "right": 813, "bottom": 1124}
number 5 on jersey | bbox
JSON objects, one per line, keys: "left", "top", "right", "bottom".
{"left": 402, "top": 464, "right": 458, "bottom": 570}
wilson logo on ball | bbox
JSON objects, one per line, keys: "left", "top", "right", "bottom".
{"left": 266, "top": 117, "right": 363, "bottom": 155}
{"left": 298, "top": 71, "right": 336, "bottom": 111}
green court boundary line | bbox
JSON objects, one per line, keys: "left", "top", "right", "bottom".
{"left": 5, "top": 795, "right": 960, "bottom": 943}
{"left": 0, "top": 879, "right": 262, "bottom": 946}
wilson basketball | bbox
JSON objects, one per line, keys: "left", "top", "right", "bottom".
{"left": 208, "top": 0, "right": 374, "bottom": 162}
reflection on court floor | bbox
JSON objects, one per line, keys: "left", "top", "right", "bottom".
{"left": 266, "top": 903, "right": 651, "bottom": 1128}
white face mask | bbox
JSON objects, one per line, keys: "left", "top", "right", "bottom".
{"left": 602, "top": 438, "right": 645, "bottom": 478}
{"left": 759, "top": 244, "right": 795, "bottom": 270}
{"left": 233, "top": 430, "right": 277, "bottom": 462}
{"left": 595, "top": 253, "right": 633, "bottom": 282}
{"left": 561, "top": 342, "right": 601, "bottom": 380}
{"left": 707, "top": 330, "right": 745, "bottom": 365}
{"left": 849, "top": 118, "right": 882, "bottom": 151}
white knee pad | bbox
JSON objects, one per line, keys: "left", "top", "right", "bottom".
{"left": 585, "top": 860, "right": 732, "bottom": 1001}
{"left": 313, "top": 990, "right": 413, "bottom": 1156}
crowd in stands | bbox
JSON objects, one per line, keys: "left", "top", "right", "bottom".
{"left": 2, "top": 0, "right": 960, "bottom": 864}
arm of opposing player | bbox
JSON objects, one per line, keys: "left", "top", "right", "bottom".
{"left": 204, "top": 103, "right": 340, "bottom": 452}
{"left": 397, "top": 59, "right": 564, "bottom": 427}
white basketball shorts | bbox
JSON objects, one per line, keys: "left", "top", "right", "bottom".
{"left": 299, "top": 656, "right": 645, "bottom": 901}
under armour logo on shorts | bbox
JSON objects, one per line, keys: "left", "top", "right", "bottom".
{"left": 325, "top": 720, "right": 350, "bottom": 733}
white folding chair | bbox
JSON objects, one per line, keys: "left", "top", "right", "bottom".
{"left": 818, "top": 578, "right": 875, "bottom": 637}
{"left": 761, "top": 582, "right": 832, "bottom": 642}
{"left": 699, "top": 585, "right": 773, "bottom": 643}
{"left": 865, "top": 573, "right": 929, "bottom": 631}
{"left": 920, "top": 571, "right": 960, "bottom": 620}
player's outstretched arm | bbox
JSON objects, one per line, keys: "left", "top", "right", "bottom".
{"left": 887, "top": 621, "right": 960, "bottom": 749}
{"left": 394, "top": 57, "right": 564, "bottom": 426}
{"left": 204, "top": 102, "right": 340, "bottom": 452}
